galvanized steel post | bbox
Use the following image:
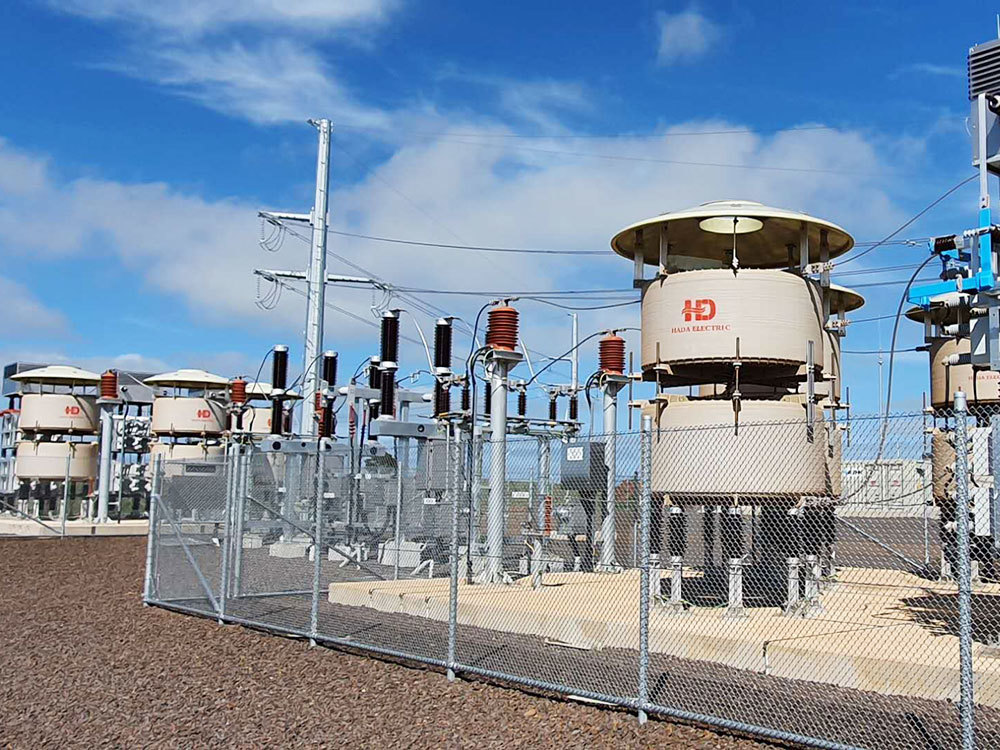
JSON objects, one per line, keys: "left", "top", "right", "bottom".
{"left": 448, "top": 423, "right": 461, "bottom": 681}
{"left": 218, "top": 445, "right": 237, "bottom": 622}
{"left": 638, "top": 414, "right": 652, "bottom": 724}
{"left": 61, "top": 451, "right": 71, "bottom": 538}
{"left": 310, "top": 444, "right": 326, "bottom": 645}
{"left": 232, "top": 447, "right": 249, "bottom": 598}
{"left": 143, "top": 454, "right": 162, "bottom": 603}
{"left": 954, "top": 390, "right": 975, "bottom": 750}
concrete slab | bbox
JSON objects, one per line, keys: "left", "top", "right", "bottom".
{"left": 329, "top": 567, "right": 1000, "bottom": 708}
{"left": 269, "top": 540, "right": 310, "bottom": 558}
{"left": 0, "top": 517, "right": 150, "bottom": 537}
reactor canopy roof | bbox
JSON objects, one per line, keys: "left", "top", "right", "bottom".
{"left": 827, "top": 284, "right": 865, "bottom": 314}
{"left": 610, "top": 200, "right": 854, "bottom": 269}
{"left": 10, "top": 365, "right": 102, "bottom": 385}
{"left": 144, "top": 369, "right": 230, "bottom": 389}
{"left": 904, "top": 292, "right": 970, "bottom": 328}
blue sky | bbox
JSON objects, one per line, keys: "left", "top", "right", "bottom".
{"left": 0, "top": 0, "right": 995, "bottom": 421}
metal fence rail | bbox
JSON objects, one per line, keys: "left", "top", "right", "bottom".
{"left": 145, "top": 404, "right": 1000, "bottom": 749}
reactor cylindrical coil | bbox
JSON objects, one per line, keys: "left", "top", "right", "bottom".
{"left": 599, "top": 334, "right": 626, "bottom": 375}
{"left": 434, "top": 318, "right": 453, "bottom": 371}
{"left": 100, "top": 370, "right": 118, "bottom": 400}
{"left": 486, "top": 305, "right": 519, "bottom": 351}
{"left": 380, "top": 312, "right": 400, "bottom": 366}
{"left": 230, "top": 378, "right": 247, "bottom": 405}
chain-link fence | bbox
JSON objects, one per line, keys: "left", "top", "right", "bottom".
{"left": 145, "top": 404, "right": 1000, "bottom": 749}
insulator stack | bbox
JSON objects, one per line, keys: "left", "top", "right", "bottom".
{"left": 349, "top": 404, "right": 357, "bottom": 439}
{"left": 379, "top": 369, "right": 396, "bottom": 417}
{"left": 230, "top": 378, "right": 247, "bottom": 405}
{"left": 322, "top": 351, "right": 338, "bottom": 391}
{"left": 368, "top": 357, "right": 382, "bottom": 420}
{"left": 569, "top": 395, "right": 579, "bottom": 421}
{"left": 461, "top": 383, "right": 470, "bottom": 411}
{"left": 434, "top": 381, "right": 450, "bottom": 417}
{"left": 484, "top": 382, "right": 492, "bottom": 416}
{"left": 319, "top": 396, "right": 335, "bottom": 438}
{"left": 380, "top": 311, "right": 400, "bottom": 366}
{"left": 517, "top": 389, "right": 527, "bottom": 417}
{"left": 599, "top": 334, "right": 626, "bottom": 375}
{"left": 282, "top": 408, "right": 293, "bottom": 435}
{"left": 100, "top": 370, "right": 118, "bottom": 400}
{"left": 272, "top": 345, "right": 289, "bottom": 390}
{"left": 269, "top": 345, "right": 288, "bottom": 436}
{"left": 434, "top": 318, "right": 453, "bottom": 371}
{"left": 485, "top": 305, "right": 519, "bottom": 351}
{"left": 548, "top": 394, "right": 557, "bottom": 421}
{"left": 314, "top": 390, "right": 323, "bottom": 411}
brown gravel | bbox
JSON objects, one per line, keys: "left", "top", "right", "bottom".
{"left": 0, "top": 537, "right": 780, "bottom": 749}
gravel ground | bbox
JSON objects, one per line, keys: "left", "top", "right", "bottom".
{"left": 0, "top": 537, "right": 780, "bottom": 749}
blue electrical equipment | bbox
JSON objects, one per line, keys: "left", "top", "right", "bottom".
{"left": 907, "top": 38, "right": 1000, "bottom": 370}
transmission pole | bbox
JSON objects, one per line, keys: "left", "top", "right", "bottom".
{"left": 301, "top": 118, "right": 332, "bottom": 436}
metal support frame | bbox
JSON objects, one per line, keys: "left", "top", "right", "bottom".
{"left": 638, "top": 414, "right": 652, "bottom": 724}
{"left": 482, "top": 349, "right": 521, "bottom": 583}
{"left": 310, "top": 445, "right": 326, "bottom": 645}
{"left": 96, "top": 401, "right": 115, "bottom": 523}
{"left": 954, "top": 390, "right": 976, "bottom": 750}
{"left": 600, "top": 377, "right": 626, "bottom": 570}
{"left": 448, "top": 423, "right": 461, "bottom": 681}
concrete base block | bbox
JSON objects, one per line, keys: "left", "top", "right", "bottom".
{"left": 269, "top": 541, "right": 310, "bottom": 559}
{"left": 242, "top": 534, "right": 264, "bottom": 549}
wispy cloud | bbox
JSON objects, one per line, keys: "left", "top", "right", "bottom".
{"left": 47, "top": 0, "right": 396, "bottom": 37}
{"left": 0, "top": 276, "right": 68, "bottom": 338}
{"left": 890, "top": 62, "right": 964, "bottom": 80}
{"left": 655, "top": 8, "right": 721, "bottom": 66}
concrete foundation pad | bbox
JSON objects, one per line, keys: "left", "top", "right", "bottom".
{"left": 268, "top": 541, "right": 310, "bottom": 559}
{"left": 329, "top": 566, "right": 1000, "bottom": 708}
{"left": 0, "top": 517, "right": 150, "bottom": 537}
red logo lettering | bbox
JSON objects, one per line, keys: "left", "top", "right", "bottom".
{"left": 196, "top": 409, "right": 211, "bottom": 419}
{"left": 64, "top": 405, "right": 81, "bottom": 416}
{"left": 682, "top": 299, "right": 716, "bottom": 322}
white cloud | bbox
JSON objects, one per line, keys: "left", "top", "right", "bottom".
{"left": 655, "top": 8, "right": 720, "bottom": 65}
{"left": 111, "top": 39, "right": 390, "bottom": 127}
{"left": 0, "top": 276, "right": 68, "bottom": 338}
{"left": 891, "top": 62, "right": 964, "bottom": 79}
{"left": 47, "top": 0, "right": 395, "bottom": 36}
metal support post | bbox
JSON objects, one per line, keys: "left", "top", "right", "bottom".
{"left": 97, "top": 403, "right": 114, "bottom": 523}
{"left": 785, "top": 557, "right": 800, "bottom": 615}
{"left": 310, "top": 446, "right": 326, "bottom": 645}
{"left": 484, "top": 357, "right": 510, "bottom": 583}
{"left": 143, "top": 455, "right": 162, "bottom": 603}
{"left": 393, "top": 436, "right": 403, "bottom": 580}
{"left": 218, "top": 444, "right": 237, "bottom": 622}
{"left": 232, "top": 447, "right": 249, "bottom": 598}
{"left": 727, "top": 557, "right": 746, "bottom": 618}
{"left": 638, "top": 414, "right": 652, "bottom": 725}
{"left": 600, "top": 381, "right": 621, "bottom": 570}
{"left": 61, "top": 451, "right": 71, "bottom": 538}
{"left": 448, "top": 424, "right": 461, "bottom": 681}
{"left": 955, "top": 390, "right": 976, "bottom": 750}
{"left": 301, "top": 118, "right": 332, "bottom": 436}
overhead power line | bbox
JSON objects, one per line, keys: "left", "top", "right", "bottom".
{"left": 336, "top": 123, "right": 843, "bottom": 141}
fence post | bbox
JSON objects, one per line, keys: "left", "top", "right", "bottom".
{"left": 954, "top": 390, "right": 975, "bottom": 750}
{"left": 393, "top": 436, "right": 403, "bottom": 580}
{"left": 218, "top": 445, "right": 237, "bottom": 623}
{"left": 143, "top": 454, "right": 162, "bottom": 604}
{"left": 638, "top": 414, "right": 652, "bottom": 725}
{"left": 310, "top": 444, "right": 326, "bottom": 646}
{"left": 448, "top": 423, "right": 461, "bottom": 681}
{"left": 61, "top": 451, "right": 71, "bottom": 538}
{"left": 233, "top": 445, "right": 249, "bottom": 598}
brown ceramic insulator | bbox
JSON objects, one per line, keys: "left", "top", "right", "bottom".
{"left": 569, "top": 395, "right": 579, "bottom": 421}
{"left": 230, "top": 378, "right": 247, "bottom": 405}
{"left": 517, "top": 389, "right": 527, "bottom": 417}
{"left": 599, "top": 334, "right": 626, "bottom": 375}
{"left": 100, "top": 370, "right": 118, "bottom": 400}
{"left": 485, "top": 306, "right": 519, "bottom": 351}
{"left": 434, "top": 381, "right": 450, "bottom": 417}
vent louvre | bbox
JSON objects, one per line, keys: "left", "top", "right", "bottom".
{"left": 969, "top": 39, "right": 1000, "bottom": 99}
